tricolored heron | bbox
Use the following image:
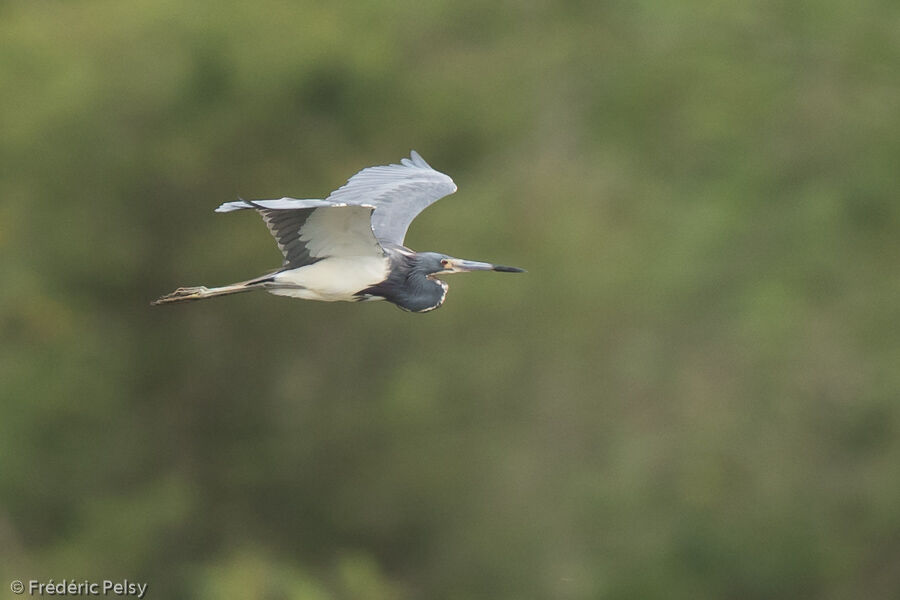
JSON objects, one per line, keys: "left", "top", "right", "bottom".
{"left": 152, "top": 151, "right": 524, "bottom": 312}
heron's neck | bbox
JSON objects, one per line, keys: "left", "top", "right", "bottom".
{"left": 399, "top": 262, "right": 448, "bottom": 312}
{"left": 359, "top": 254, "right": 448, "bottom": 312}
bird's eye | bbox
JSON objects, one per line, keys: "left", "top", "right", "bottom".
{"left": 440, "top": 259, "right": 449, "bottom": 267}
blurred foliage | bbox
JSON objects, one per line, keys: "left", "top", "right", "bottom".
{"left": 1, "top": 0, "right": 899, "bottom": 598}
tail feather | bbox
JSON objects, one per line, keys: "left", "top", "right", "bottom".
{"left": 151, "top": 280, "right": 266, "bottom": 305}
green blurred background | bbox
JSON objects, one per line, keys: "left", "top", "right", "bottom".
{"left": 2, "top": 1, "right": 899, "bottom": 598}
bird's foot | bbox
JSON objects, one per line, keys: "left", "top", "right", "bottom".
{"left": 151, "top": 286, "right": 209, "bottom": 305}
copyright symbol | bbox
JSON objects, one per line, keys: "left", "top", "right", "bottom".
{"left": 10, "top": 580, "right": 24, "bottom": 594}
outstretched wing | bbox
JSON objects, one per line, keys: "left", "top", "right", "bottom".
{"left": 215, "top": 199, "right": 383, "bottom": 270}
{"left": 214, "top": 151, "right": 455, "bottom": 263}
{"left": 326, "top": 150, "right": 457, "bottom": 245}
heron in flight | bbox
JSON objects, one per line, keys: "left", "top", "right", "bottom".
{"left": 152, "top": 151, "right": 524, "bottom": 312}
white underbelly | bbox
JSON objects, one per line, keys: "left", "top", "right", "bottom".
{"left": 269, "top": 256, "right": 389, "bottom": 302}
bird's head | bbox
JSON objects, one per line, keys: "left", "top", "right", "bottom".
{"left": 417, "top": 252, "right": 526, "bottom": 276}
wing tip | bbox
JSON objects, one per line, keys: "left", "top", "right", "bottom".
{"left": 407, "top": 149, "right": 431, "bottom": 169}
{"left": 215, "top": 200, "right": 250, "bottom": 213}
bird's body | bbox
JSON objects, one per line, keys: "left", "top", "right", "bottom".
{"left": 268, "top": 255, "right": 390, "bottom": 303}
{"left": 153, "top": 151, "right": 523, "bottom": 312}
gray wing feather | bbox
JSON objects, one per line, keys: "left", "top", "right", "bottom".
{"left": 256, "top": 206, "right": 319, "bottom": 268}
{"left": 215, "top": 199, "right": 379, "bottom": 269}
{"left": 326, "top": 150, "right": 457, "bottom": 245}
{"left": 215, "top": 198, "right": 334, "bottom": 213}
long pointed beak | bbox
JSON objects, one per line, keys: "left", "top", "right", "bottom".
{"left": 449, "top": 259, "right": 526, "bottom": 273}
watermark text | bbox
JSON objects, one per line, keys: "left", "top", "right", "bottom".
{"left": 9, "top": 580, "right": 147, "bottom": 598}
